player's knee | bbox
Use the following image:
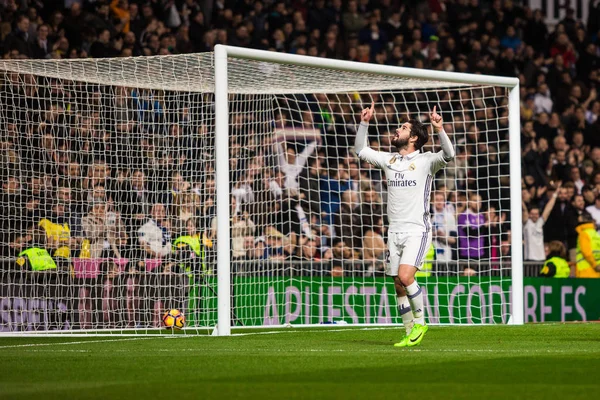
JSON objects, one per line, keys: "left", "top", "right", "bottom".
{"left": 392, "top": 276, "right": 406, "bottom": 296}
{"left": 398, "top": 268, "right": 415, "bottom": 287}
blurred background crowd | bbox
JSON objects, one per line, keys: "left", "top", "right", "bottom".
{"left": 2, "top": 0, "right": 600, "bottom": 278}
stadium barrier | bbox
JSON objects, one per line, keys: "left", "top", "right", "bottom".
{"left": 0, "top": 260, "right": 596, "bottom": 331}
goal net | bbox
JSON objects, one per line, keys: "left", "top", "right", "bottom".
{"left": 0, "top": 47, "right": 522, "bottom": 335}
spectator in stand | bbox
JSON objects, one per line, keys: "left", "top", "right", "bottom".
{"left": 550, "top": 33, "right": 576, "bottom": 71}
{"left": 569, "top": 165, "right": 586, "bottom": 194}
{"left": 275, "top": 139, "right": 318, "bottom": 190}
{"left": 486, "top": 206, "right": 506, "bottom": 262}
{"left": 32, "top": 24, "right": 52, "bottom": 59}
{"left": 534, "top": 83, "right": 553, "bottom": 115}
{"left": 544, "top": 183, "right": 578, "bottom": 261}
{"left": 253, "top": 227, "right": 288, "bottom": 261}
{"left": 319, "top": 163, "right": 351, "bottom": 222}
{"left": 81, "top": 200, "right": 126, "bottom": 260}
{"left": 38, "top": 199, "right": 81, "bottom": 263}
{"left": 585, "top": 194, "right": 600, "bottom": 227}
{"left": 523, "top": 183, "right": 561, "bottom": 261}
{"left": 500, "top": 25, "right": 521, "bottom": 51}
{"left": 582, "top": 184, "right": 596, "bottom": 207}
{"left": 138, "top": 203, "right": 171, "bottom": 260}
{"left": 361, "top": 215, "right": 386, "bottom": 274}
{"left": 539, "top": 241, "right": 571, "bottom": 278}
{"left": 90, "top": 28, "right": 119, "bottom": 58}
{"left": 118, "top": 169, "right": 152, "bottom": 234}
{"left": 342, "top": 0, "right": 366, "bottom": 40}
{"left": 4, "top": 15, "right": 32, "bottom": 57}
{"left": 572, "top": 194, "right": 590, "bottom": 221}
{"left": 431, "top": 191, "right": 457, "bottom": 262}
{"left": 457, "top": 193, "right": 486, "bottom": 264}
{"left": 211, "top": 197, "right": 255, "bottom": 261}
{"left": 574, "top": 213, "right": 600, "bottom": 278}
{"left": 330, "top": 237, "right": 358, "bottom": 276}
{"left": 548, "top": 148, "right": 570, "bottom": 182}
{"left": 298, "top": 157, "right": 322, "bottom": 217}
{"left": 333, "top": 189, "right": 361, "bottom": 251}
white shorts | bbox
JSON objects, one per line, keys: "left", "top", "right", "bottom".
{"left": 385, "top": 232, "right": 432, "bottom": 276}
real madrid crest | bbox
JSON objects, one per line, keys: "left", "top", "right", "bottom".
{"left": 409, "top": 163, "right": 416, "bottom": 171}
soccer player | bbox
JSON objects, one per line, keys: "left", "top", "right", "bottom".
{"left": 354, "top": 102, "right": 455, "bottom": 347}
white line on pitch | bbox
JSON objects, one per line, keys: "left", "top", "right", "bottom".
{"left": 228, "top": 327, "right": 400, "bottom": 337}
{"left": 0, "top": 337, "right": 161, "bottom": 349}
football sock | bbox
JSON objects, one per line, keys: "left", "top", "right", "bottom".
{"left": 397, "top": 295, "right": 414, "bottom": 335}
{"left": 405, "top": 281, "right": 425, "bottom": 325}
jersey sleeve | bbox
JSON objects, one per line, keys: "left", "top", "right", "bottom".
{"left": 358, "top": 147, "right": 387, "bottom": 170}
{"left": 429, "top": 151, "right": 449, "bottom": 174}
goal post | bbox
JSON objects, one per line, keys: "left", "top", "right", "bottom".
{"left": 214, "top": 45, "right": 231, "bottom": 337}
{"left": 508, "top": 85, "right": 523, "bottom": 325}
{"left": 214, "top": 45, "right": 523, "bottom": 335}
{"left": 0, "top": 47, "right": 522, "bottom": 336}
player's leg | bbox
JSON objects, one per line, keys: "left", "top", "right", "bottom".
{"left": 386, "top": 233, "right": 414, "bottom": 347}
{"left": 392, "top": 276, "right": 413, "bottom": 334}
{"left": 392, "top": 275, "right": 414, "bottom": 347}
{"left": 398, "top": 264, "right": 424, "bottom": 324}
{"left": 398, "top": 233, "right": 432, "bottom": 346}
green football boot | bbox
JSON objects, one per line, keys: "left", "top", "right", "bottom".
{"left": 407, "top": 323, "right": 429, "bottom": 347}
{"left": 393, "top": 335, "right": 409, "bottom": 347}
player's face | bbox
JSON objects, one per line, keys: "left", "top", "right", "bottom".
{"left": 392, "top": 122, "right": 411, "bottom": 149}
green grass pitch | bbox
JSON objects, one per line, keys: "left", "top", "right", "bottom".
{"left": 1, "top": 324, "right": 599, "bottom": 400}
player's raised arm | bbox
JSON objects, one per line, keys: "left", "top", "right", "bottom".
{"left": 430, "top": 105, "right": 455, "bottom": 161}
{"left": 354, "top": 101, "right": 374, "bottom": 156}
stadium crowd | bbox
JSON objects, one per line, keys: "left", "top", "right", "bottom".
{"left": 1, "top": 0, "right": 600, "bottom": 280}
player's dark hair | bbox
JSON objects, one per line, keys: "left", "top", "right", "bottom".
{"left": 409, "top": 119, "right": 429, "bottom": 150}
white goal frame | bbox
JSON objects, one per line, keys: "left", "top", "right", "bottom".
{"left": 213, "top": 45, "right": 523, "bottom": 336}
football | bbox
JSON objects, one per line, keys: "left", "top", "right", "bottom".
{"left": 162, "top": 309, "right": 185, "bottom": 329}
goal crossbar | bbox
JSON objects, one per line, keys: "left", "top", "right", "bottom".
{"left": 219, "top": 45, "right": 519, "bottom": 89}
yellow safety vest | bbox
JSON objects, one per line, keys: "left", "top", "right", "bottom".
{"left": 540, "top": 256, "right": 570, "bottom": 278}
{"left": 576, "top": 226, "right": 600, "bottom": 271}
{"left": 17, "top": 247, "right": 57, "bottom": 271}
{"left": 173, "top": 234, "right": 212, "bottom": 275}
{"left": 39, "top": 218, "right": 71, "bottom": 258}
{"left": 416, "top": 244, "right": 435, "bottom": 277}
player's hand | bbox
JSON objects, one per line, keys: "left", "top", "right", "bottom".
{"left": 361, "top": 101, "right": 375, "bottom": 123}
{"left": 430, "top": 105, "right": 443, "bottom": 133}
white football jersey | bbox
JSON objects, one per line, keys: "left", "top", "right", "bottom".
{"left": 358, "top": 148, "right": 448, "bottom": 233}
